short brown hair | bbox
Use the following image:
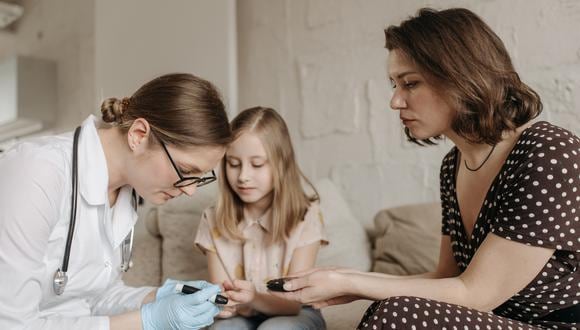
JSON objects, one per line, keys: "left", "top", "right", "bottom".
{"left": 100, "top": 73, "right": 232, "bottom": 148}
{"left": 385, "top": 8, "right": 542, "bottom": 145}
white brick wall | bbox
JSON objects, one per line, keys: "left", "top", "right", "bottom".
{"left": 237, "top": 0, "right": 580, "bottom": 229}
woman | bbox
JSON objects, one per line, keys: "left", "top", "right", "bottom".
{"left": 270, "top": 8, "right": 579, "bottom": 329}
{"left": 0, "top": 73, "right": 232, "bottom": 329}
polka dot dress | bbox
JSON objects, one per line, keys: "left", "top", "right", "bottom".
{"left": 358, "top": 122, "right": 579, "bottom": 329}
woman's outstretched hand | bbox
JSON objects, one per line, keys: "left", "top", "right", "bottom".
{"left": 268, "top": 267, "right": 362, "bottom": 309}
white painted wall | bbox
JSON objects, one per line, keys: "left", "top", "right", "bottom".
{"left": 0, "top": 0, "right": 95, "bottom": 131}
{"left": 0, "top": 57, "right": 17, "bottom": 124}
{"left": 95, "top": 0, "right": 237, "bottom": 116}
{"left": 237, "top": 0, "right": 580, "bottom": 229}
{"left": 0, "top": 0, "right": 237, "bottom": 131}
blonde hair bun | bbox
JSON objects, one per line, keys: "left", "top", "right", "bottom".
{"left": 101, "top": 97, "right": 130, "bottom": 124}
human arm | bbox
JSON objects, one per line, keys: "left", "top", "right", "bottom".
{"left": 273, "top": 234, "right": 553, "bottom": 311}
{"left": 295, "top": 234, "right": 461, "bottom": 307}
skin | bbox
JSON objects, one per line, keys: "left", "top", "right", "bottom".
{"left": 208, "top": 131, "right": 320, "bottom": 318}
{"left": 269, "top": 49, "right": 554, "bottom": 313}
{"left": 96, "top": 118, "right": 226, "bottom": 330}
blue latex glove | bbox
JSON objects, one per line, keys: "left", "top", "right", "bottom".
{"left": 156, "top": 278, "right": 215, "bottom": 301}
{"left": 141, "top": 284, "right": 220, "bottom": 330}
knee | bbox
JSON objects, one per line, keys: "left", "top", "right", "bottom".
{"left": 258, "top": 312, "right": 325, "bottom": 330}
{"left": 258, "top": 317, "right": 303, "bottom": 330}
{"left": 210, "top": 317, "right": 250, "bottom": 330}
{"left": 258, "top": 316, "right": 294, "bottom": 330}
{"left": 383, "top": 296, "right": 436, "bottom": 320}
{"left": 362, "top": 296, "right": 438, "bottom": 328}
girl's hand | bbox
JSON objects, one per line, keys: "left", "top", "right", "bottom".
{"left": 268, "top": 267, "right": 360, "bottom": 306}
{"left": 222, "top": 279, "right": 256, "bottom": 306}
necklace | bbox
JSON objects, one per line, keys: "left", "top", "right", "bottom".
{"left": 464, "top": 144, "right": 497, "bottom": 172}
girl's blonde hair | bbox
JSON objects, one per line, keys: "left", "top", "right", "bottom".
{"left": 215, "top": 106, "right": 319, "bottom": 244}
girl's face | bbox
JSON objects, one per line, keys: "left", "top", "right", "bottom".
{"left": 225, "top": 131, "right": 274, "bottom": 209}
{"left": 388, "top": 49, "right": 456, "bottom": 140}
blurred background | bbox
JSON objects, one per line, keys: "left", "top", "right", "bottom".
{"left": 0, "top": 0, "right": 578, "bottom": 228}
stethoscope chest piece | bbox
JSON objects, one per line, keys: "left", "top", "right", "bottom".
{"left": 53, "top": 268, "right": 68, "bottom": 296}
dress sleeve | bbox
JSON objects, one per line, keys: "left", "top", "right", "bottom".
{"left": 491, "top": 132, "right": 580, "bottom": 252}
{"left": 0, "top": 147, "right": 108, "bottom": 329}
{"left": 194, "top": 207, "right": 217, "bottom": 254}
{"left": 296, "top": 202, "right": 329, "bottom": 248}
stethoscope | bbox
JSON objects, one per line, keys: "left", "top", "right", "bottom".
{"left": 53, "top": 126, "right": 135, "bottom": 295}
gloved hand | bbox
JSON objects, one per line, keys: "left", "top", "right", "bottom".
{"left": 156, "top": 278, "right": 216, "bottom": 301}
{"left": 141, "top": 283, "right": 220, "bottom": 330}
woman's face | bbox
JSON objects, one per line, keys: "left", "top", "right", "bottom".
{"left": 388, "top": 49, "right": 456, "bottom": 140}
{"left": 130, "top": 141, "right": 226, "bottom": 205}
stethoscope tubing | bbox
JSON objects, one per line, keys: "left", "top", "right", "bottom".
{"left": 62, "top": 126, "right": 81, "bottom": 273}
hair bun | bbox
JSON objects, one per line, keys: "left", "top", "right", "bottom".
{"left": 101, "top": 97, "right": 130, "bottom": 123}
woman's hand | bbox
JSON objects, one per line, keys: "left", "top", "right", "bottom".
{"left": 268, "top": 267, "right": 362, "bottom": 307}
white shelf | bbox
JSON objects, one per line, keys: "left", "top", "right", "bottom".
{"left": 0, "top": 118, "right": 43, "bottom": 142}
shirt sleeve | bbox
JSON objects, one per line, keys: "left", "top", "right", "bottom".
{"left": 88, "top": 276, "right": 155, "bottom": 316}
{"left": 296, "top": 202, "right": 329, "bottom": 248}
{"left": 193, "top": 207, "right": 217, "bottom": 255}
{"left": 491, "top": 132, "right": 580, "bottom": 252}
{"left": 0, "top": 147, "right": 108, "bottom": 330}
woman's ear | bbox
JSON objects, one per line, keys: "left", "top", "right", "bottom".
{"left": 127, "top": 118, "right": 152, "bottom": 152}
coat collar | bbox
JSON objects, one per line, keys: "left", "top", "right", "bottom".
{"left": 77, "top": 115, "right": 109, "bottom": 206}
{"left": 76, "top": 115, "right": 138, "bottom": 247}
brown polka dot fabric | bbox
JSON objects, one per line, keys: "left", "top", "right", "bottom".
{"left": 358, "top": 122, "right": 579, "bottom": 329}
{"left": 359, "top": 297, "right": 543, "bottom": 330}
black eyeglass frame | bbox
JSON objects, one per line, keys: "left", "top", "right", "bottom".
{"left": 156, "top": 136, "right": 217, "bottom": 188}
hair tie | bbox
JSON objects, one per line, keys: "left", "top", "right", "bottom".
{"left": 121, "top": 97, "right": 131, "bottom": 113}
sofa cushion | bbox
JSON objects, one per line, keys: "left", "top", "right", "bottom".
{"left": 156, "top": 183, "right": 219, "bottom": 282}
{"left": 372, "top": 202, "right": 441, "bottom": 275}
{"left": 315, "top": 178, "right": 372, "bottom": 271}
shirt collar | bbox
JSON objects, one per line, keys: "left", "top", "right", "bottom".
{"left": 77, "top": 115, "right": 109, "bottom": 206}
{"left": 240, "top": 208, "right": 273, "bottom": 232}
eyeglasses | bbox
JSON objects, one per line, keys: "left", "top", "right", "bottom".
{"left": 157, "top": 137, "right": 217, "bottom": 188}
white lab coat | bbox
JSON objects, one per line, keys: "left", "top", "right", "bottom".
{"left": 0, "top": 116, "right": 154, "bottom": 329}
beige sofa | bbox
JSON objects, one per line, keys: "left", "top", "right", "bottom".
{"left": 124, "top": 178, "right": 442, "bottom": 329}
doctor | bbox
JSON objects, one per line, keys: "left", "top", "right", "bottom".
{"left": 0, "top": 73, "right": 232, "bottom": 329}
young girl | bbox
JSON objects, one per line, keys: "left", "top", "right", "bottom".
{"left": 194, "top": 106, "right": 328, "bottom": 330}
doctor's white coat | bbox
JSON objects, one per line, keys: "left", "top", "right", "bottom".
{"left": 0, "top": 116, "right": 154, "bottom": 329}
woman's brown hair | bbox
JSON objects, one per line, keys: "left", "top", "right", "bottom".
{"left": 215, "top": 107, "right": 319, "bottom": 244}
{"left": 385, "top": 8, "right": 542, "bottom": 145}
{"left": 100, "top": 73, "right": 232, "bottom": 147}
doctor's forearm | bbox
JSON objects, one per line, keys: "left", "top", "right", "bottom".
{"left": 141, "top": 290, "right": 156, "bottom": 305}
{"left": 109, "top": 310, "right": 143, "bottom": 330}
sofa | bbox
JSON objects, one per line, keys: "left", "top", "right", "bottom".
{"left": 124, "top": 178, "right": 442, "bottom": 329}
